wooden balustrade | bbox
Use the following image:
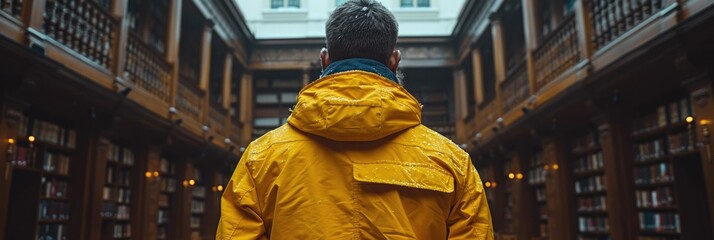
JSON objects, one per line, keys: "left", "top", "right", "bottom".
{"left": 475, "top": 100, "right": 500, "bottom": 133}
{"left": 207, "top": 105, "right": 226, "bottom": 135}
{"left": 43, "top": 0, "right": 117, "bottom": 68}
{"left": 588, "top": 0, "right": 664, "bottom": 51}
{"left": 177, "top": 79, "right": 204, "bottom": 124}
{"left": 533, "top": 14, "right": 580, "bottom": 91}
{"left": 0, "top": 0, "right": 23, "bottom": 18}
{"left": 501, "top": 60, "right": 529, "bottom": 113}
{"left": 124, "top": 34, "right": 172, "bottom": 102}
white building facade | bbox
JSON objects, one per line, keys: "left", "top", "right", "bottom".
{"left": 235, "top": 0, "right": 466, "bottom": 39}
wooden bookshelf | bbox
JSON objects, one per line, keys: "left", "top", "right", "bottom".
{"left": 501, "top": 158, "right": 517, "bottom": 238}
{"left": 410, "top": 87, "right": 454, "bottom": 140}
{"left": 100, "top": 142, "right": 136, "bottom": 239}
{"left": 628, "top": 95, "right": 713, "bottom": 239}
{"left": 252, "top": 72, "right": 302, "bottom": 139}
{"left": 570, "top": 130, "right": 611, "bottom": 240}
{"left": 190, "top": 167, "right": 207, "bottom": 239}
{"left": 157, "top": 157, "right": 177, "bottom": 240}
{"left": 5, "top": 113, "right": 77, "bottom": 240}
{"left": 527, "top": 151, "right": 548, "bottom": 239}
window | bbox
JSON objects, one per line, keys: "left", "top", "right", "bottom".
{"left": 336, "top": 0, "right": 348, "bottom": 6}
{"left": 401, "top": 0, "right": 430, "bottom": 7}
{"left": 271, "top": 0, "right": 300, "bottom": 9}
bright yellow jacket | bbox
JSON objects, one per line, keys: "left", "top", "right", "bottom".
{"left": 217, "top": 69, "right": 493, "bottom": 239}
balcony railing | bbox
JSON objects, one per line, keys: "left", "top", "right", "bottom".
{"left": 476, "top": 100, "right": 500, "bottom": 133}
{"left": 125, "top": 34, "right": 171, "bottom": 102}
{"left": 533, "top": 14, "right": 580, "bottom": 91}
{"left": 0, "top": 0, "right": 24, "bottom": 18}
{"left": 588, "top": 0, "right": 664, "bottom": 50}
{"left": 501, "top": 60, "right": 529, "bottom": 113}
{"left": 177, "top": 79, "right": 204, "bottom": 124}
{"left": 207, "top": 105, "right": 226, "bottom": 135}
{"left": 43, "top": 0, "right": 117, "bottom": 68}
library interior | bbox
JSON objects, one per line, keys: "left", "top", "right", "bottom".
{"left": 1, "top": 0, "right": 714, "bottom": 239}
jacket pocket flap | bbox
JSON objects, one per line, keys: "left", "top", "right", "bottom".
{"left": 353, "top": 163, "right": 454, "bottom": 193}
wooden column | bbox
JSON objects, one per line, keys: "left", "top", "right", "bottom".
{"left": 472, "top": 49, "right": 484, "bottom": 105}
{"left": 83, "top": 136, "right": 110, "bottom": 240}
{"left": 686, "top": 77, "right": 714, "bottom": 238}
{"left": 198, "top": 22, "right": 213, "bottom": 124}
{"left": 177, "top": 162, "right": 194, "bottom": 240}
{"left": 521, "top": 0, "right": 538, "bottom": 95}
{"left": 574, "top": 0, "right": 594, "bottom": 59}
{"left": 0, "top": 104, "right": 21, "bottom": 239}
{"left": 491, "top": 17, "right": 506, "bottom": 113}
{"left": 543, "top": 137, "right": 575, "bottom": 240}
{"left": 508, "top": 153, "right": 531, "bottom": 240}
{"left": 453, "top": 68, "right": 467, "bottom": 143}
{"left": 111, "top": 0, "right": 129, "bottom": 79}
{"left": 596, "top": 118, "right": 635, "bottom": 240}
{"left": 203, "top": 171, "right": 223, "bottom": 238}
{"left": 222, "top": 53, "right": 234, "bottom": 137}
{"left": 166, "top": 0, "right": 183, "bottom": 108}
{"left": 240, "top": 73, "right": 254, "bottom": 146}
{"left": 138, "top": 146, "right": 162, "bottom": 240}
{"left": 23, "top": 0, "right": 46, "bottom": 33}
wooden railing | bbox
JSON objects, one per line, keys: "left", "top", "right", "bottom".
{"left": 533, "top": 14, "right": 580, "bottom": 91}
{"left": 125, "top": 34, "right": 172, "bottom": 102}
{"left": 475, "top": 100, "right": 501, "bottom": 133}
{"left": 43, "top": 0, "right": 117, "bottom": 68}
{"left": 501, "top": 60, "right": 529, "bottom": 113}
{"left": 207, "top": 105, "right": 226, "bottom": 135}
{"left": 0, "top": 0, "right": 24, "bottom": 18}
{"left": 177, "top": 78, "right": 204, "bottom": 124}
{"left": 588, "top": 0, "right": 664, "bottom": 51}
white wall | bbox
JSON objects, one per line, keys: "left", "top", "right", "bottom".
{"left": 235, "top": 0, "right": 466, "bottom": 39}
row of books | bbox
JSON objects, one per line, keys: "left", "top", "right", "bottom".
{"left": 638, "top": 212, "right": 680, "bottom": 233}
{"left": 107, "top": 143, "right": 135, "bottom": 166}
{"left": 42, "top": 179, "right": 68, "bottom": 198}
{"left": 38, "top": 200, "right": 70, "bottom": 220}
{"left": 577, "top": 216, "right": 610, "bottom": 233}
{"left": 158, "top": 208, "right": 170, "bottom": 224}
{"left": 191, "top": 199, "right": 205, "bottom": 214}
{"left": 572, "top": 132, "right": 597, "bottom": 152}
{"left": 634, "top": 139, "right": 666, "bottom": 162}
{"left": 255, "top": 92, "right": 298, "bottom": 104}
{"left": 159, "top": 158, "right": 176, "bottom": 175}
{"left": 100, "top": 204, "right": 131, "bottom": 220}
{"left": 254, "top": 78, "right": 302, "bottom": 89}
{"left": 18, "top": 116, "right": 78, "bottom": 149}
{"left": 102, "top": 187, "right": 132, "bottom": 204}
{"left": 159, "top": 194, "right": 170, "bottom": 208}
{"left": 632, "top": 97, "right": 691, "bottom": 135}
{"left": 574, "top": 175, "right": 606, "bottom": 194}
{"left": 572, "top": 152, "right": 604, "bottom": 174}
{"left": 528, "top": 167, "right": 546, "bottom": 185}
{"left": 157, "top": 227, "right": 168, "bottom": 240}
{"left": 113, "top": 223, "right": 132, "bottom": 238}
{"left": 160, "top": 178, "right": 177, "bottom": 193}
{"left": 12, "top": 146, "right": 35, "bottom": 167}
{"left": 538, "top": 204, "right": 548, "bottom": 220}
{"left": 106, "top": 167, "right": 132, "bottom": 187}
{"left": 535, "top": 187, "right": 546, "bottom": 202}
{"left": 42, "top": 152, "right": 71, "bottom": 175}
{"left": 667, "top": 131, "right": 693, "bottom": 154}
{"left": 36, "top": 223, "right": 67, "bottom": 240}
{"left": 190, "top": 215, "right": 201, "bottom": 228}
{"left": 635, "top": 187, "right": 674, "bottom": 208}
{"left": 577, "top": 195, "right": 607, "bottom": 212}
{"left": 415, "top": 91, "right": 449, "bottom": 102}
{"left": 634, "top": 163, "right": 674, "bottom": 186}
{"left": 193, "top": 186, "right": 206, "bottom": 198}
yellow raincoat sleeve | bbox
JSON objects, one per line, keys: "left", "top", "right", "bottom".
{"left": 446, "top": 159, "right": 494, "bottom": 240}
{"left": 216, "top": 147, "right": 268, "bottom": 240}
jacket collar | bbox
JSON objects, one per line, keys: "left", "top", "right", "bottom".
{"left": 321, "top": 58, "right": 398, "bottom": 83}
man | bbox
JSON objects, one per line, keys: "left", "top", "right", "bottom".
{"left": 217, "top": 0, "right": 493, "bottom": 239}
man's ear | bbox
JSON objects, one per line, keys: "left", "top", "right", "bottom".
{"left": 320, "top": 48, "right": 330, "bottom": 71}
{"left": 387, "top": 50, "right": 401, "bottom": 73}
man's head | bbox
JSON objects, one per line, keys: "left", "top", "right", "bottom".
{"left": 322, "top": 0, "right": 401, "bottom": 72}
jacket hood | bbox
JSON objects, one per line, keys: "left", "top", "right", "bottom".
{"left": 287, "top": 70, "right": 422, "bottom": 142}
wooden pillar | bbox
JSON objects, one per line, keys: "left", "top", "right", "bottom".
{"left": 111, "top": 0, "right": 129, "bottom": 79}
{"left": 203, "top": 171, "right": 222, "bottom": 238}
{"left": 685, "top": 77, "right": 714, "bottom": 238}
{"left": 491, "top": 17, "right": 506, "bottom": 114}
{"left": 222, "top": 54, "right": 233, "bottom": 111}
{"left": 177, "top": 162, "right": 194, "bottom": 240}
{"left": 198, "top": 22, "right": 213, "bottom": 124}
{"left": 508, "top": 153, "right": 531, "bottom": 240}
{"left": 596, "top": 118, "right": 635, "bottom": 240}
{"left": 543, "top": 137, "right": 575, "bottom": 240}
{"left": 574, "top": 0, "right": 594, "bottom": 59}
{"left": 240, "top": 73, "right": 254, "bottom": 146}
{"left": 138, "top": 146, "right": 162, "bottom": 240}
{"left": 83, "top": 136, "right": 110, "bottom": 240}
{"left": 453, "top": 68, "right": 467, "bottom": 144}
{"left": 472, "top": 49, "right": 484, "bottom": 105}
{"left": 166, "top": 0, "right": 183, "bottom": 108}
{"left": 23, "top": 0, "right": 46, "bottom": 33}
{"left": 521, "top": 0, "right": 538, "bottom": 95}
{"left": 0, "top": 104, "right": 22, "bottom": 239}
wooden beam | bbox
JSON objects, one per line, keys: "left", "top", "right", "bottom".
{"left": 240, "top": 73, "right": 253, "bottom": 146}
{"left": 222, "top": 54, "right": 233, "bottom": 110}
{"left": 574, "top": 0, "right": 594, "bottom": 59}
{"left": 473, "top": 49, "right": 484, "bottom": 105}
{"left": 543, "top": 137, "right": 575, "bottom": 240}
{"left": 199, "top": 22, "right": 213, "bottom": 124}
{"left": 491, "top": 19, "right": 507, "bottom": 84}
{"left": 167, "top": 0, "right": 183, "bottom": 109}
{"left": 111, "top": 0, "right": 129, "bottom": 81}
{"left": 23, "top": 0, "right": 46, "bottom": 33}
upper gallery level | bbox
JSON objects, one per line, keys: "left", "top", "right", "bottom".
{"left": 235, "top": 0, "right": 466, "bottom": 38}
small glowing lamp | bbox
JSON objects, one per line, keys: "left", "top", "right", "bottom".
{"left": 153, "top": 171, "right": 160, "bottom": 177}
{"left": 508, "top": 173, "right": 515, "bottom": 179}
{"left": 145, "top": 171, "right": 152, "bottom": 178}
{"left": 552, "top": 164, "right": 559, "bottom": 170}
{"left": 217, "top": 185, "right": 224, "bottom": 192}
{"left": 28, "top": 136, "right": 36, "bottom": 142}
{"left": 7, "top": 138, "right": 15, "bottom": 144}
{"left": 484, "top": 181, "right": 492, "bottom": 188}
{"left": 686, "top": 116, "right": 695, "bottom": 124}
{"left": 189, "top": 179, "right": 196, "bottom": 186}
{"left": 516, "top": 173, "right": 524, "bottom": 180}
